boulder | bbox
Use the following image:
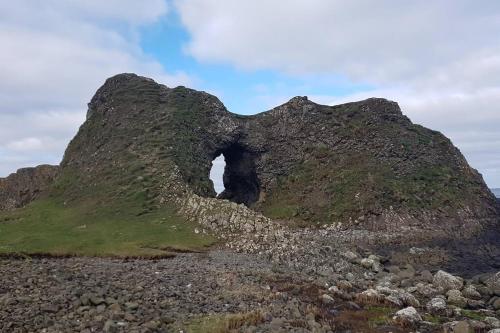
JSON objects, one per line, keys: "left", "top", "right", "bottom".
{"left": 443, "top": 321, "right": 472, "bottom": 333}
{"left": 393, "top": 307, "right": 422, "bottom": 327}
{"left": 462, "top": 285, "right": 482, "bottom": 300}
{"left": 484, "top": 317, "right": 500, "bottom": 329}
{"left": 320, "top": 294, "right": 334, "bottom": 305}
{"left": 426, "top": 297, "right": 447, "bottom": 315}
{"left": 360, "top": 258, "right": 375, "bottom": 269}
{"left": 356, "top": 289, "right": 385, "bottom": 305}
{"left": 433, "top": 270, "right": 464, "bottom": 291}
{"left": 446, "top": 289, "right": 467, "bottom": 308}
{"left": 485, "top": 272, "right": 500, "bottom": 296}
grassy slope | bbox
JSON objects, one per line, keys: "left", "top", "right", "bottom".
{"left": 0, "top": 200, "right": 215, "bottom": 257}
{"left": 0, "top": 81, "right": 224, "bottom": 257}
{"left": 261, "top": 118, "right": 486, "bottom": 225}
{"left": 0, "top": 167, "right": 216, "bottom": 257}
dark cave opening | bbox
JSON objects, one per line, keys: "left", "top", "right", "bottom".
{"left": 212, "top": 144, "right": 260, "bottom": 207}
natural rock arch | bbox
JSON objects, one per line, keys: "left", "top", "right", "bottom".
{"left": 2, "top": 73, "right": 498, "bottom": 240}
{"left": 216, "top": 142, "right": 261, "bottom": 207}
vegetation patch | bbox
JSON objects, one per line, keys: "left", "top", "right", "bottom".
{"left": 461, "top": 309, "right": 487, "bottom": 321}
{"left": 179, "top": 311, "right": 264, "bottom": 333}
{"left": 0, "top": 198, "right": 215, "bottom": 257}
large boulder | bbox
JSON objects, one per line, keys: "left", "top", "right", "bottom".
{"left": 446, "top": 289, "right": 467, "bottom": 308}
{"left": 393, "top": 307, "right": 422, "bottom": 327}
{"left": 433, "top": 270, "right": 464, "bottom": 291}
{"left": 485, "top": 272, "right": 500, "bottom": 296}
{"left": 426, "top": 297, "right": 448, "bottom": 315}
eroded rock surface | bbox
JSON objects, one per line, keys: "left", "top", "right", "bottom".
{"left": 55, "top": 74, "right": 498, "bottom": 234}
{"left": 0, "top": 165, "right": 59, "bottom": 211}
{"left": 1, "top": 73, "right": 499, "bottom": 259}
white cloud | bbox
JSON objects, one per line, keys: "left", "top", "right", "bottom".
{"left": 176, "top": 0, "right": 500, "bottom": 187}
{"left": 0, "top": 0, "right": 191, "bottom": 177}
{"left": 6, "top": 138, "right": 44, "bottom": 152}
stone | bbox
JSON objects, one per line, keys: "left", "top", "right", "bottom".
{"left": 356, "top": 289, "right": 384, "bottom": 305}
{"left": 320, "top": 294, "right": 334, "bottom": 305}
{"left": 398, "top": 265, "right": 416, "bottom": 279}
{"left": 124, "top": 302, "right": 139, "bottom": 311}
{"left": 400, "top": 292, "right": 420, "bottom": 307}
{"left": 108, "top": 303, "right": 121, "bottom": 313}
{"left": 416, "top": 283, "right": 441, "bottom": 297}
{"left": 419, "top": 270, "right": 434, "bottom": 283}
{"left": 90, "top": 296, "right": 106, "bottom": 306}
{"left": 345, "top": 273, "right": 355, "bottom": 282}
{"left": 485, "top": 272, "right": 500, "bottom": 296}
{"left": 462, "top": 285, "right": 482, "bottom": 300}
{"left": 433, "top": 270, "right": 464, "bottom": 291}
{"left": 447, "top": 289, "right": 467, "bottom": 308}
{"left": 466, "top": 299, "right": 485, "bottom": 309}
{"left": 443, "top": 321, "right": 472, "bottom": 333}
{"left": 336, "top": 280, "right": 353, "bottom": 291}
{"left": 41, "top": 304, "right": 59, "bottom": 313}
{"left": 392, "top": 307, "right": 422, "bottom": 326}
{"left": 342, "top": 251, "right": 358, "bottom": 262}
{"left": 124, "top": 313, "right": 136, "bottom": 322}
{"left": 426, "top": 297, "right": 447, "bottom": 315}
{"left": 360, "top": 258, "right": 374, "bottom": 269}
{"left": 103, "top": 320, "right": 118, "bottom": 333}
{"left": 492, "top": 297, "right": 500, "bottom": 310}
{"left": 144, "top": 321, "right": 160, "bottom": 329}
{"left": 484, "top": 317, "right": 500, "bottom": 329}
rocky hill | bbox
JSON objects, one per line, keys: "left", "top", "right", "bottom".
{"left": 0, "top": 165, "right": 59, "bottom": 211}
{"left": 1, "top": 73, "right": 498, "bottom": 242}
{"left": 2, "top": 73, "right": 500, "bottom": 333}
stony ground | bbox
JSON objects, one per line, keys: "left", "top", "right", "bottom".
{"left": 1, "top": 247, "right": 499, "bottom": 333}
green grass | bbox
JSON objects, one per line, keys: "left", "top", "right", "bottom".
{"left": 261, "top": 146, "right": 484, "bottom": 224}
{"left": 366, "top": 306, "right": 394, "bottom": 328}
{"left": 0, "top": 199, "right": 216, "bottom": 257}
{"left": 423, "top": 314, "right": 445, "bottom": 324}
{"left": 461, "top": 309, "right": 486, "bottom": 321}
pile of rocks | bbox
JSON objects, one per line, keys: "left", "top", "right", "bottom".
{"left": 1, "top": 248, "right": 499, "bottom": 332}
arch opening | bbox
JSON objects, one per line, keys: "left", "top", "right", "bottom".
{"left": 209, "top": 154, "right": 226, "bottom": 195}
{"left": 218, "top": 144, "right": 260, "bottom": 207}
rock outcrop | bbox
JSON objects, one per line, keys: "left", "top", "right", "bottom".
{"left": 0, "top": 165, "right": 59, "bottom": 211}
{"left": 2, "top": 73, "right": 499, "bottom": 240}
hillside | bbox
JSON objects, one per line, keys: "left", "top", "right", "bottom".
{"left": 0, "top": 73, "right": 498, "bottom": 256}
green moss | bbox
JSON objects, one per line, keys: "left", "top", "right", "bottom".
{"left": 263, "top": 203, "right": 300, "bottom": 220}
{"left": 461, "top": 310, "right": 486, "bottom": 321}
{"left": 261, "top": 144, "right": 483, "bottom": 224}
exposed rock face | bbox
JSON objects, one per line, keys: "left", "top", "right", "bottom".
{"left": 3, "top": 73, "right": 500, "bottom": 240}
{"left": 0, "top": 165, "right": 59, "bottom": 211}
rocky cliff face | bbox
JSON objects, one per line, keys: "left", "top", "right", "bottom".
{"left": 0, "top": 165, "right": 59, "bottom": 211}
{"left": 4, "top": 73, "right": 499, "bottom": 239}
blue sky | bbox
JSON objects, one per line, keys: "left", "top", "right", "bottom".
{"left": 138, "top": 11, "right": 373, "bottom": 115}
{"left": 0, "top": 1, "right": 499, "bottom": 188}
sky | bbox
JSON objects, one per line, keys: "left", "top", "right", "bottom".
{"left": 0, "top": 1, "right": 499, "bottom": 189}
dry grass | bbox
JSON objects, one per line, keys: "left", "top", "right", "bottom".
{"left": 181, "top": 311, "right": 265, "bottom": 333}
